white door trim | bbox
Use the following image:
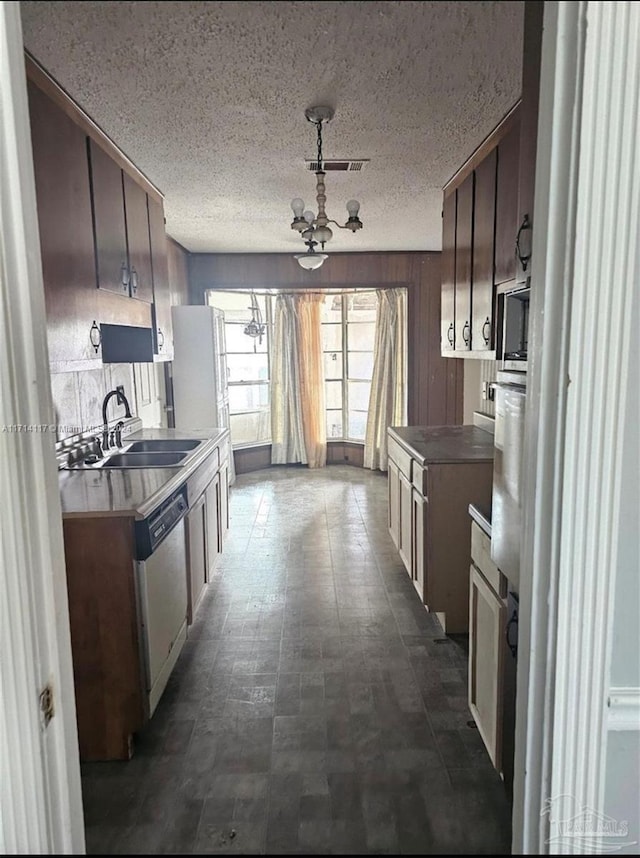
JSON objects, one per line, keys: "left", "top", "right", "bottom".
{"left": 0, "top": 3, "right": 84, "bottom": 852}
{"left": 514, "top": 1, "right": 640, "bottom": 853}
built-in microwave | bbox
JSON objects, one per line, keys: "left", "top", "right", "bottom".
{"left": 497, "top": 284, "right": 530, "bottom": 371}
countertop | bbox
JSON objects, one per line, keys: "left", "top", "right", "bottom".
{"left": 58, "top": 427, "right": 228, "bottom": 520}
{"left": 388, "top": 425, "right": 495, "bottom": 466}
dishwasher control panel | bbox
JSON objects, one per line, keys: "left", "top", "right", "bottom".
{"left": 135, "top": 486, "right": 188, "bottom": 560}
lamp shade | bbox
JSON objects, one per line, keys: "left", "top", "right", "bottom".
{"left": 295, "top": 252, "right": 328, "bottom": 271}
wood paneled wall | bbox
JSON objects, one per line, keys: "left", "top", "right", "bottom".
{"left": 189, "top": 251, "right": 464, "bottom": 427}
{"left": 167, "top": 237, "right": 190, "bottom": 306}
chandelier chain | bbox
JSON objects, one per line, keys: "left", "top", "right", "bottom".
{"left": 316, "top": 121, "right": 323, "bottom": 171}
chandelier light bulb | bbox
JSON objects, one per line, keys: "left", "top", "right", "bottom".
{"left": 346, "top": 199, "right": 360, "bottom": 218}
{"left": 303, "top": 210, "right": 316, "bottom": 224}
{"left": 291, "top": 198, "right": 305, "bottom": 217}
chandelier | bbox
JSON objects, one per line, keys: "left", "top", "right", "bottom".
{"left": 243, "top": 292, "right": 266, "bottom": 350}
{"left": 290, "top": 106, "right": 362, "bottom": 271}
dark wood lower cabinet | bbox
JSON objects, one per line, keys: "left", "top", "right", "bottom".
{"left": 388, "top": 429, "right": 493, "bottom": 633}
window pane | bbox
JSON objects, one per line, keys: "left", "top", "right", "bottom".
{"left": 208, "top": 291, "right": 268, "bottom": 323}
{"left": 226, "top": 323, "right": 268, "bottom": 353}
{"left": 325, "top": 380, "right": 342, "bottom": 409}
{"left": 348, "top": 352, "right": 374, "bottom": 380}
{"left": 348, "top": 380, "right": 371, "bottom": 411}
{"left": 227, "top": 352, "right": 269, "bottom": 383}
{"left": 229, "top": 383, "right": 269, "bottom": 411}
{"left": 326, "top": 410, "right": 343, "bottom": 439}
{"left": 323, "top": 351, "right": 343, "bottom": 379}
{"left": 230, "top": 410, "right": 271, "bottom": 446}
{"left": 347, "top": 292, "right": 378, "bottom": 322}
{"left": 348, "top": 411, "right": 368, "bottom": 440}
{"left": 322, "top": 323, "right": 342, "bottom": 351}
{"left": 347, "top": 322, "right": 376, "bottom": 350}
{"left": 321, "top": 294, "right": 343, "bottom": 323}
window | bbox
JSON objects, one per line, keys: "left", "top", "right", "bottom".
{"left": 206, "top": 289, "right": 381, "bottom": 448}
{"left": 206, "top": 291, "right": 271, "bottom": 447}
{"left": 321, "top": 292, "right": 377, "bottom": 441}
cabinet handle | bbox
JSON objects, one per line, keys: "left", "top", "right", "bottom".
{"left": 130, "top": 268, "right": 138, "bottom": 294}
{"left": 157, "top": 328, "right": 164, "bottom": 350}
{"left": 505, "top": 610, "right": 518, "bottom": 658}
{"left": 516, "top": 214, "right": 532, "bottom": 272}
{"left": 447, "top": 322, "right": 455, "bottom": 347}
{"left": 120, "top": 263, "right": 129, "bottom": 291}
{"left": 89, "top": 320, "right": 101, "bottom": 353}
{"left": 462, "top": 321, "right": 470, "bottom": 346}
{"left": 482, "top": 316, "right": 491, "bottom": 345}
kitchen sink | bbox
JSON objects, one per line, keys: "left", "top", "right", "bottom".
{"left": 100, "top": 451, "right": 188, "bottom": 468}
{"left": 126, "top": 439, "right": 201, "bottom": 453}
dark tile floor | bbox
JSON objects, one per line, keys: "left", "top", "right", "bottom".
{"left": 82, "top": 465, "right": 512, "bottom": 854}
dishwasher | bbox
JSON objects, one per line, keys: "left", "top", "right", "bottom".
{"left": 135, "top": 486, "right": 189, "bottom": 716}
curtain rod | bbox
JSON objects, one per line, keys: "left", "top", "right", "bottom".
{"left": 206, "top": 286, "right": 407, "bottom": 296}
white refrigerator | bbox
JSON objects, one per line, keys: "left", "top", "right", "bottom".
{"left": 171, "top": 305, "right": 235, "bottom": 483}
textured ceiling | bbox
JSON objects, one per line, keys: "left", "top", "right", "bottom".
{"left": 20, "top": 1, "right": 523, "bottom": 254}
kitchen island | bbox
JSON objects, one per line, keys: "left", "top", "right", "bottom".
{"left": 387, "top": 424, "right": 494, "bottom": 633}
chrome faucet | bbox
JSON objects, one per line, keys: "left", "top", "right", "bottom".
{"left": 102, "top": 387, "right": 132, "bottom": 451}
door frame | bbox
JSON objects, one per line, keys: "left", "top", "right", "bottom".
{"left": 0, "top": 3, "right": 84, "bottom": 852}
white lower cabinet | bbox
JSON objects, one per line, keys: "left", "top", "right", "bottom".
{"left": 468, "top": 521, "right": 508, "bottom": 773}
{"left": 186, "top": 493, "right": 207, "bottom": 624}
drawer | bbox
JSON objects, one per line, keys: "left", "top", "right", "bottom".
{"left": 471, "top": 521, "right": 507, "bottom": 597}
{"left": 388, "top": 435, "right": 412, "bottom": 480}
{"left": 412, "top": 462, "right": 428, "bottom": 497}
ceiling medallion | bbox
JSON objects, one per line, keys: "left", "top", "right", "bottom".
{"left": 291, "top": 106, "right": 363, "bottom": 271}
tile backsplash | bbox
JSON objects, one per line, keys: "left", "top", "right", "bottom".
{"left": 50, "top": 363, "right": 135, "bottom": 441}
{"left": 463, "top": 359, "right": 497, "bottom": 423}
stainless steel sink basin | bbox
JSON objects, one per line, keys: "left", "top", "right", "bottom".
{"left": 126, "top": 439, "right": 201, "bottom": 453}
{"left": 101, "top": 451, "right": 188, "bottom": 468}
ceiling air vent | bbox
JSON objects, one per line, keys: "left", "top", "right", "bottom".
{"left": 305, "top": 159, "right": 369, "bottom": 172}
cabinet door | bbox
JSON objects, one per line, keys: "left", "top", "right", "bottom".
{"left": 441, "top": 191, "right": 456, "bottom": 354}
{"left": 468, "top": 563, "right": 506, "bottom": 771}
{"left": 28, "top": 82, "right": 98, "bottom": 366}
{"left": 186, "top": 494, "right": 207, "bottom": 624}
{"left": 205, "top": 475, "right": 221, "bottom": 578}
{"left": 147, "top": 195, "right": 173, "bottom": 358}
{"left": 398, "top": 470, "right": 413, "bottom": 576}
{"left": 123, "top": 173, "right": 154, "bottom": 303}
{"left": 472, "top": 149, "right": 497, "bottom": 351}
{"left": 388, "top": 459, "right": 401, "bottom": 549}
{"left": 494, "top": 121, "right": 520, "bottom": 285}
{"left": 454, "top": 173, "right": 473, "bottom": 352}
{"left": 411, "top": 489, "right": 426, "bottom": 600}
{"left": 516, "top": 1, "right": 544, "bottom": 282}
{"left": 219, "top": 460, "right": 230, "bottom": 542}
{"left": 88, "top": 139, "right": 129, "bottom": 297}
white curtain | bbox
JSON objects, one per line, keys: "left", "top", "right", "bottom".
{"left": 364, "top": 288, "right": 407, "bottom": 471}
{"left": 270, "top": 293, "right": 326, "bottom": 468}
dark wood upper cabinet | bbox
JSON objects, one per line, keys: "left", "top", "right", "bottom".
{"left": 472, "top": 148, "right": 497, "bottom": 351}
{"left": 441, "top": 191, "right": 457, "bottom": 353}
{"left": 454, "top": 172, "right": 474, "bottom": 352}
{"left": 27, "top": 81, "right": 98, "bottom": 367}
{"left": 516, "top": 0, "right": 544, "bottom": 282}
{"left": 494, "top": 121, "right": 521, "bottom": 285}
{"left": 147, "top": 195, "right": 173, "bottom": 359}
{"left": 123, "top": 173, "right": 154, "bottom": 303}
{"left": 88, "top": 139, "right": 129, "bottom": 298}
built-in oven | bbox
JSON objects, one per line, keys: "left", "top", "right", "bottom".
{"left": 134, "top": 486, "right": 189, "bottom": 716}
{"left": 497, "top": 284, "right": 530, "bottom": 371}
